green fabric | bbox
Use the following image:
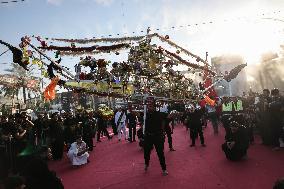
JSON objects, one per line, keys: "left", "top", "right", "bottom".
{"left": 234, "top": 100, "right": 243, "bottom": 111}
{"left": 222, "top": 102, "right": 232, "bottom": 112}
{"left": 18, "top": 144, "right": 36, "bottom": 156}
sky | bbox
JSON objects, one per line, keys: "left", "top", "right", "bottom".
{"left": 1, "top": 0, "right": 284, "bottom": 76}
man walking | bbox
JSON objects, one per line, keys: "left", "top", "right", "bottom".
{"left": 126, "top": 107, "right": 137, "bottom": 142}
{"left": 143, "top": 98, "right": 168, "bottom": 176}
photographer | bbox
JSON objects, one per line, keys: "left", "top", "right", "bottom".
{"left": 222, "top": 121, "right": 249, "bottom": 161}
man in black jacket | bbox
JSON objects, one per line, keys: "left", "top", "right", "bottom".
{"left": 186, "top": 104, "right": 206, "bottom": 147}
{"left": 82, "top": 112, "right": 95, "bottom": 151}
{"left": 257, "top": 89, "right": 271, "bottom": 145}
{"left": 126, "top": 107, "right": 137, "bottom": 142}
{"left": 269, "top": 88, "right": 284, "bottom": 150}
{"left": 143, "top": 98, "right": 168, "bottom": 176}
{"left": 96, "top": 112, "right": 112, "bottom": 142}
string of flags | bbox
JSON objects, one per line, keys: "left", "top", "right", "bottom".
{"left": 30, "top": 10, "right": 283, "bottom": 40}
{"left": 1, "top": 0, "right": 25, "bottom": 4}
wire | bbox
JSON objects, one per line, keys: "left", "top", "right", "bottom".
{"left": 39, "top": 10, "right": 284, "bottom": 40}
{"left": 1, "top": 0, "right": 25, "bottom": 4}
{"left": 0, "top": 49, "right": 9, "bottom": 57}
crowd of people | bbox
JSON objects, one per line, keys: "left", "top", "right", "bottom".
{"left": 0, "top": 88, "right": 283, "bottom": 188}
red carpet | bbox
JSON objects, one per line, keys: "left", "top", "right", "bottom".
{"left": 49, "top": 124, "right": 284, "bottom": 189}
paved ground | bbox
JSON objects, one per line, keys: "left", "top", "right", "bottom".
{"left": 49, "top": 124, "right": 284, "bottom": 189}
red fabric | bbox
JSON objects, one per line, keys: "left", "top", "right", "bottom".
{"left": 44, "top": 77, "right": 59, "bottom": 101}
{"left": 203, "top": 65, "right": 217, "bottom": 98}
{"left": 49, "top": 125, "right": 284, "bottom": 189}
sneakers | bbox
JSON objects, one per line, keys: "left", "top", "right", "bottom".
{"left": 190, "top": 144, "right": 195, "bottom": 147}
{"left": 162, "top": 170, "right": 169, "bottom": 176}
{"left": 144, "top": 165, "right": 168, "bottom": 176}
{"left": 201, "top": 144, "right": 206, "bottom": 147}
{"left": 170, "top": 148, "right": 176, "bottom": 151}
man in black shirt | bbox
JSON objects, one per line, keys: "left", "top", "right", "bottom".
{"left": 186, "top": 104, "right": 206, "bottom": 147}
{"left": 257, "top": 89, "right": 271, "bottom": 145}
{"left": 96, "top": 111, "right": 112, "bottom": 142}
{"left": 126, "top": 107, "right": 137, "bottom": 142}
{"left": 269, "top": 88, "right": 284, "bottom": 150}
{"left": 144, "top": 98, "right": 168, "bottom": 176}
{"left": 82, "top": 111, "right": 95, "bottom": 151}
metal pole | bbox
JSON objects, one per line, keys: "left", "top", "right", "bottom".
{"left": 142, "top": 94, "right": 147, "bottom": 135}
{"left": 229, "top": 82, "right": 232, "bottom": 96}
{"left": 200, "top": 77, "right": 224, "bottom": 94}
{"left": 23, "top": 39, "right": 75, "bottom": 79}
{"left": 9, "top": 136, "right": 13, "bottom": 172}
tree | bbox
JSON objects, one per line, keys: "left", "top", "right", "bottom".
{"left": 1, "top": 63, "right": 40, "bottom": 105}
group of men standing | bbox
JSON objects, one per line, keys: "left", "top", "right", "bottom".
{"left": 257, "top": 88, "right": 284, "bottom": 150}
{"left": 1, "top": 89, "right": 283, "bottom": 179}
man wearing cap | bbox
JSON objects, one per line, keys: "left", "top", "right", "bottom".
{"left": 144, "top": 98, "right": 168, "bottom": 176}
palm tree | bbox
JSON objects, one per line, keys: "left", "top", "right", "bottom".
{"left": 1, "top": 63, "right": 40, "bottom": 105}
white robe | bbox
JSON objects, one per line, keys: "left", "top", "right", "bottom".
{"left": 67, "top": 142, "right": 89, "bottom": 166}
{"left": 115, "top": 111, "right": 126, "bottom": 125}
{"left": 115, "top": 111, "right": 127, "bottom": 140}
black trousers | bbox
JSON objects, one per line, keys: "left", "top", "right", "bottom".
{"left": 165, "top": 126, "right": 173, "bottom": 149}
{"left": 190, "top": 127, "right": 204, "bottom": 145}
{"left": 144, "top": 133, "right": 166, "bottom": 171}
{"left": 259, "top": 113, "right": 271, "bottom": 145}
{"left": 222, "top": 143, "right": 247, "bottom": 161}
{"left": 83, "top": 135, "right": 93, "bottom": 151}
{"left": 0, "top": 143, "right": 12, "bottom": 178}
{"left": 51, "top": 139, "right": 64, "bottom": 160}
{"left": 97, "top": 126, "right": 110, "bottom": 141}
{"left": 221, "top": 115, "right": 234, "bottom": 133}
{"left": 247, "top": 126, "right": 254, "bottom": 143}
{"left": 112, "top": 123, "right": 118, "bottom": 135}
{"left": 208, "top": 112, "right": 218, "bottom": 133}
{"left": 271, "top": 120, "right": 282, "bottom": 147}
{"left": 128, "top": 123, "right": 136, "bottom": 141}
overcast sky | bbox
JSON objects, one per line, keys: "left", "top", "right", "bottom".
{"left": 1, "top": 0, "right": 284, "bottom": 74}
